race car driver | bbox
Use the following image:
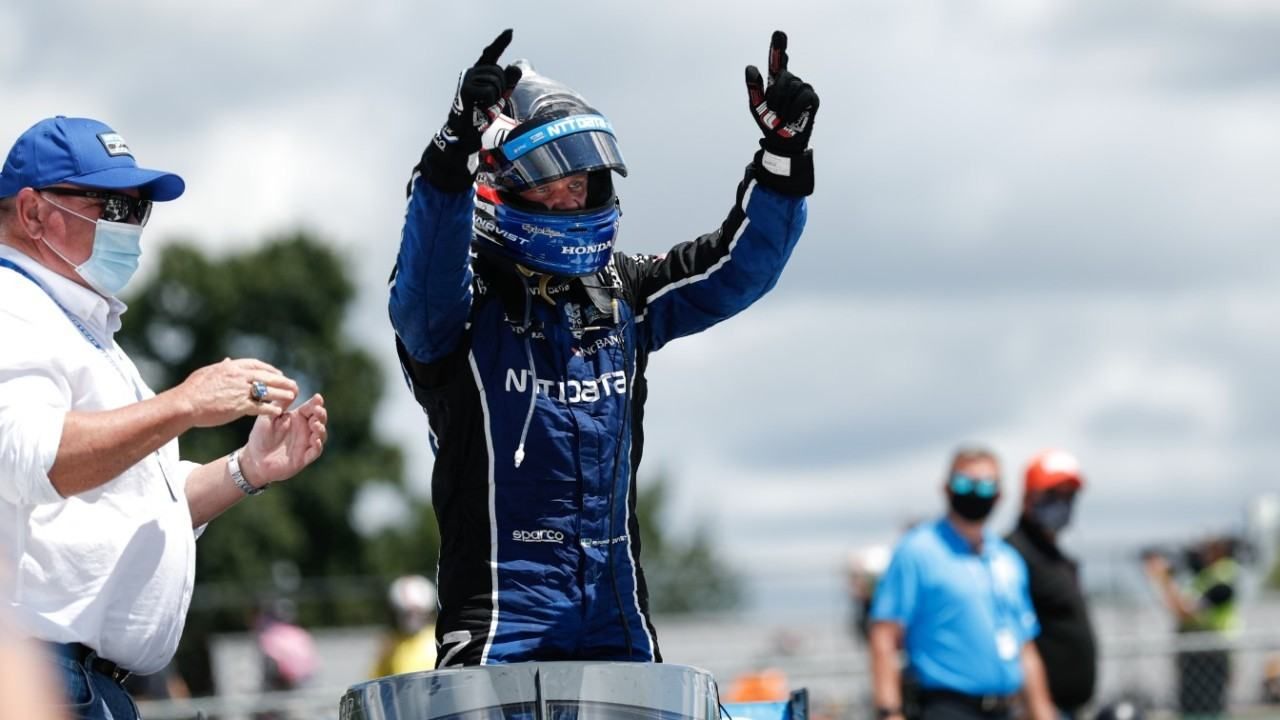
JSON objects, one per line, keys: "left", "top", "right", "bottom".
{"left": 388, "top": 29, "right": 818, "bottom": 666}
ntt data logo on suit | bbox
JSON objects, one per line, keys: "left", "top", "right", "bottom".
{"left": 504, "top": 368, "right": 628, "bottom": 403}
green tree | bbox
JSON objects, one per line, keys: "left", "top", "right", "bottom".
{"left": 118, "top": 232, "right": 438, "bottom": 691}
{"left": 636, "top": 472, "right": 743, "bottom": 614}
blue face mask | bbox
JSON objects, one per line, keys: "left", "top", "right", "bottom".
{"left": 42, "top": 196, "right": 145, "bottom": 296}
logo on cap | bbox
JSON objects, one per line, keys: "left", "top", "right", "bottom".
{"left": 97, "top": 133, "right": 132, "bottom": 158}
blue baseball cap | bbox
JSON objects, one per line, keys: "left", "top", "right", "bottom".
{"left": 0, "top": 116, "right": 185, "bottom": 201}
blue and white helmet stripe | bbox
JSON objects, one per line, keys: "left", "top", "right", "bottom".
{"left": 501, "top": 114, "right": 616, "bottom": 161}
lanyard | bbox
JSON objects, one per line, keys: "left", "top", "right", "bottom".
{"left": 0, "top": 259, "right": 177, "bottom": 500}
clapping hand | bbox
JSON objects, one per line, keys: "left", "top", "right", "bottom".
{"left": 240, "top": 393, "right": 328, "bottom": 488}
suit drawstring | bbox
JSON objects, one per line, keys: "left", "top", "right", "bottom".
{"left": 514, "top": 274, "right": 538, "bottom": 468}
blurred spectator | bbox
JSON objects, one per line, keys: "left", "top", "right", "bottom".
{"left": 847, "top": 544, "right": 891, "bottom": 644}
{"left": 1005, "top": 449, "right": 1097, "bottom": 719}
{"left": 253, "top": 598, "right": 318, "bottom": 694}
{"left": 372, "top": 575, "right": 438, "bottom": 677}
{"left": 1143, "top": 535, "right": 1240, "bottom": 718}
{"left": 868, "top": 446, "right": 1055, "bottom": 720}
{"left": 1263, "top": 655, "right": 1280, "bottom": 705}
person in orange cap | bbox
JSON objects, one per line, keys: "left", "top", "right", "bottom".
{"left": 1004, "top": 450, "right": 1096, "bottom": 720}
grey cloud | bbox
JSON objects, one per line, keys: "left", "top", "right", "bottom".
{"left": 7, "top": 1, "right": 1279, "bottom": 613}
{"left": 1049, "top": 2, "right": 1280, "bottom": 93}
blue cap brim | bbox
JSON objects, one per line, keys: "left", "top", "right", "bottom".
{"left": 67, "top": 166, "right": 185, "bottom": 201}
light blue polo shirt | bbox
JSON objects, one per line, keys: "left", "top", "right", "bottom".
{"left": 869, "top": 518, "right": 1039, "bottom": 696}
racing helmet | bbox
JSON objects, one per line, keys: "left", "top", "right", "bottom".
{"left": 474, "top": 60, "right": 627, "bottom": 277}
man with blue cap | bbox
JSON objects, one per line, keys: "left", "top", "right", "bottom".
{"left": 0, "top": 116, "right": 330, "bottom": 719}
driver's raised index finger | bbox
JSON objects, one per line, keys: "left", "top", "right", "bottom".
{"left": 477, "top": 28, "right": 514, "bottom": 66}
{"left": 768, "top": 30, "right": 788, "bottom": 80}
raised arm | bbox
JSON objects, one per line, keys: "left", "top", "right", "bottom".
{"left": 389, "top": 30, "right": 522, "bottom": 365}
{"left": 623, "top": 31, "right": 819, "bottom": 352}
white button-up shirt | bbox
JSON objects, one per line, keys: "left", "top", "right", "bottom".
{"left": 0, "top": 244, "right": 199, "bottom": 674}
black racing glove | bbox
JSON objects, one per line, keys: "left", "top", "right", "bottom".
{"left": 418, "top": 29, "right": 523, "bottom": 193}
{"left": 745, "top": 31, "right": 819, "bottom": 196}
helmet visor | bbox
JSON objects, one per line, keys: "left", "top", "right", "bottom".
{"left": 492, "top": 114, "right": 627, "bottom": 190}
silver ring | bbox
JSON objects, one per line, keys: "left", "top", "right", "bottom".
{"left": 250, "top": 380, "right": 269, "bottom": 402}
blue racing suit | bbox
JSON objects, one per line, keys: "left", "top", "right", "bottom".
{"left": 388, "top": 152, "right": 811, "bottom": 666}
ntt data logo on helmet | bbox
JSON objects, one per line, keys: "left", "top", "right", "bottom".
{"left": 501, "top": 114, "right": 615, "bottom": 161}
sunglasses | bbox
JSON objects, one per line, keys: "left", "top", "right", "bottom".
{"left": 949, "top": 473, "right": 999, "bottom": 498}
{"left": 40, "top": 187, "right": 152, "bottom": 226}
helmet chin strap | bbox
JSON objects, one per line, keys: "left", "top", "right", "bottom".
{"left": 515, "top": 263, "right": 557, "bottom": 306}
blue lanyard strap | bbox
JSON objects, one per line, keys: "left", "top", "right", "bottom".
{"left": 0, "top": 257, "right": 176, "bottom": 501}
{"left": 0, "top": 258, "right": 105, "bottom": 350}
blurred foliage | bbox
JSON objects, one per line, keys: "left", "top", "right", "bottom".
{"left": 118, "top": 233, "right": 438, "bottom": 692}
{"left": 637, "top": 472, "right": 742, "bottom": 614}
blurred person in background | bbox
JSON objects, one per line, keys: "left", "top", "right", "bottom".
{"left": 869, "top": 446, "right": 1055, "bottom": 720}
{"left": 1262, "top": 655, "right": 1280, "bottom": 705}
{"left": 1004, "top": 449, "right": 1096, "bottom": 719}
{"left": 1143, "top": 535, "right": 1241, "bottom": 718}
{"left": 0, "top": 116, "right": 329, "bottom": 720}
{"left": 848, "top": 543, "right": 891, "bottom": 644}
{"left": 371, "top": 574, "right": 438, "bottom": 677}
{"left": 388, "top": 29, "right": 817, "bottom": 665}
{"left": 249, "top": 597, "right": 318, "bottom": 720}
{"left": 253, "top": 597, "right": 318, "bottom": 696}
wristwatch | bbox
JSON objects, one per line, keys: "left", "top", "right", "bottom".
{"left": 876, "top": 707, "right": 903, "bottom": 720}
{"left": 228, "top": 449, "right": 265, "bottom": 496}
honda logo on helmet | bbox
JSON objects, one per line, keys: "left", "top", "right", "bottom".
{"left": 562, "top": 241, "right": 611, "bottom": 255}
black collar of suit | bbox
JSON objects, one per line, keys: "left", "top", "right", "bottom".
{"left": 473, "top": 252, "right": 621, "bottom": 329}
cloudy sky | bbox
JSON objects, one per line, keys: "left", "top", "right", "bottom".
{"left": 6, "top": 1, "right": 1279, "bottom": 616}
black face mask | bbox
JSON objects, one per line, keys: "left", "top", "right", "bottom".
{"left": 949, "top": 491, "right": 997, "bottom": 522}
{"left": 1029, "top": 496, "right": 1074, "bottom": 533}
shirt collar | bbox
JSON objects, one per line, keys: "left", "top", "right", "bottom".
{"left": 0, "top": 244, "right": 127, "bottom": 341}
{"left": 937, "top": 516, "right": 997, "bottom": 558}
